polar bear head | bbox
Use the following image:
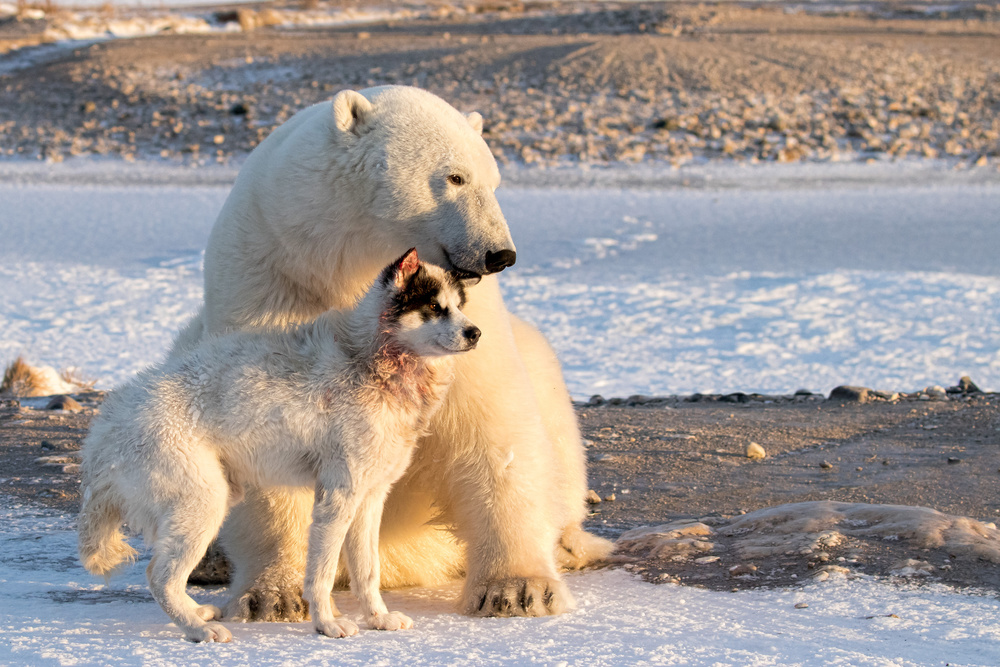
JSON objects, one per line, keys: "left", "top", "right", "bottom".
{"left": 330, "top": 86, "right": 516, "bottom": 281}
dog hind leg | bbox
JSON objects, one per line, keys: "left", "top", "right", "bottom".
{"left": 146, "top": 488, "right": 231, "bottom": 643}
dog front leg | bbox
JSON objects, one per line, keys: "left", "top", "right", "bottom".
{"left": 345, "top": 484, "right": 414, "bottom": 631}
{"left": 304, "top": 479, "right": 359, "bottom": 638}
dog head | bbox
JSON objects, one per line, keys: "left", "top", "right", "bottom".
{"left": 378, "top": 248, "right": 481, "bottom": 356}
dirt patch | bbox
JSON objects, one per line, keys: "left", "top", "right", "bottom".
{"left": 1, "top": 1, "right": 997, "bottom": 166}
{"left": 3, "top": 389, "right": 998, "bottom": 592}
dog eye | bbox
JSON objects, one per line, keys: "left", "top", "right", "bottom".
{"left": 428, "top": 302, "right": 440, "bottom": 312}
{"left": 448, "top": 174, "right": 465, "bottom": 186}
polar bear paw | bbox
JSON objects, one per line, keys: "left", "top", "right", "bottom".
{"left": 367, "top": 610, "right": 413, "bottom": 631}
{"left": 185, "top": 621, "right": 232, "bottom": 643}
{"left": 464, "top": 577, "right": 574, "bottom": 617}
{"left": 226, "top": 586, "right": 309, "bottom": 623}
{"left": 315, "top": 616, "right": 359, "bottom": 638}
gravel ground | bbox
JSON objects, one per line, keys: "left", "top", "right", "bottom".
{"left": 4, "top": 386, "right": 999, "bottom": 593}
{"left": 0, "top": 1, "right": 998, "bottom": 167}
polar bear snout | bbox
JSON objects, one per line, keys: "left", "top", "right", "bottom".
{"left": 484, "top": 249, "right": 516, "bottom": 274}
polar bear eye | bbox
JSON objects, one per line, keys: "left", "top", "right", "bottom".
{"left": 448, "top": 174, "right": 466, "bottom": 186}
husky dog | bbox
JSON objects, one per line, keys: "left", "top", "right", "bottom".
{"left": 78, "top": 249, "right": 479, "bottom": 642}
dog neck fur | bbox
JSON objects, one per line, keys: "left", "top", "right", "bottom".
{"left": 312, "top": 254, "right": 453, "bottom": 415}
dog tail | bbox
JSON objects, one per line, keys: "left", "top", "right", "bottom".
{"left": 78, "top": 484, "right": 137, "bottom": 578}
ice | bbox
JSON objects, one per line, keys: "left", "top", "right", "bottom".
{"left": 1, "top": 163, "right": 998, "bottom": 395}
{"left": 2, "top": 499, "right": 1000, "bottom": 666}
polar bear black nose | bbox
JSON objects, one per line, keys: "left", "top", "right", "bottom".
{"left": 463, "top": 326, "right": 482, "bottom": 345}
{"left": 484, "top": 249, "right": 516, "bottom": 273}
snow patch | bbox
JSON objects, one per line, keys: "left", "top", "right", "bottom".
{"left": 724, "top": 501, "right": 1000, "bottom": 562}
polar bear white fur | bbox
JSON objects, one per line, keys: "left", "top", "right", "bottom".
{"left": 172, "top": 85, "right": 612, "bottom": 619}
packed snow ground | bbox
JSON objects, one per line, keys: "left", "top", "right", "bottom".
{"left": 3, "top": 499, "right": 1000, "bottom": 667}
{"left": 1, "top": 162, "right": 998, "bottom": 398}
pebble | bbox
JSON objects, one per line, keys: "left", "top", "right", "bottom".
{"left": 44, "top": 395, "right": 82, "bottom": 412}
{"left": 603, "top": 493, "right": 616, "bottom": 502}
{"left": 728, "top": 563, "right": 757, "bottom": 577}
{"left": 947, "top": 457, "right": 962, "bottom": 464}
{"left": 794, "top": 602, "right": 809, "bottom": 609}
{"left": 829, "top": 386, "right": 871, "bottom": 403}
{"left": 820, "top": 461, "right": 834, "bottom": 469}
{"left": 923, "top": 385, "right": 948, "bottom": 400}
{"left": 745, "top": 442, "right": 766, "bottom": 460}
{"left": 585, "top": 489, "right": 602, "bottom": 504}
{"left": 694, "top": 556, "right": 720, "bottom": 564}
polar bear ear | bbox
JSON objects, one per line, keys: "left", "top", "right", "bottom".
{"left": 332, "top": 90, "right": 374, "bottom": 137}
{"left": 465, "top": 112, "right": 484, "bottom": 136}
{"left": 393, "top": 248, "right": 420, "bottom": 288}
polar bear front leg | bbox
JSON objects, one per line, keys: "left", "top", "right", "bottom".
{"left": 220, "top": 485, "right": 312, "bottom": 622}
{"left": 437, "top": 317, "right": 575, "bottom": 617}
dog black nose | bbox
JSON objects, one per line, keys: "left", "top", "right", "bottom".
{"left": 463, "top": 326, "right": 481, "bottom": 345}
{"left": 484, "top": 249, "right": 516, "bottom": 274}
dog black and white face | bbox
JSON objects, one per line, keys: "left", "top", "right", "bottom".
{"left": 381, "top": 249, "right": 481, "bottom": 357}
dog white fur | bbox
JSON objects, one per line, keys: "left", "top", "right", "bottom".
{"left": 172, "top": 85, "right": 613, "bottom": 620}
{"left": 79, "top": 251, "right": 478, "bottom": 641}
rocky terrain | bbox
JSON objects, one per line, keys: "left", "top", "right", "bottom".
{"left": 1, "top": 0, "right": 998, "bottom": 168}
{"left": 3, "top": 380, "right": 999, "bottom": 594}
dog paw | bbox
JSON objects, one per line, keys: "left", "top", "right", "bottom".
{"left": 464, "top": 576, "right": 573, "bottom": 617}
{"left": 195, "top": 604, "right": 223, "bottom": 621}
{"left": 367, "top": 610, "right": 413, "bottom": 631}
{"left": 315, "top": 616, "right": 359, "bottom": 638}
{"left": 186, "top": 622, "right": 232, "bottom": 643}
{"left": 226, "top": 586, "right": 309, "bottom": 622}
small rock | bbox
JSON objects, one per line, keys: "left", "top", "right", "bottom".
{"left": 870, "top": 390, "right": 899, "bottom": 401}
{"left": 44, "top": 395, "right": 82, "bottom": 412}
{"left": 794, "top": 389, "right": 814, "bottom": 396}
{"left": 745, "top": 442, "right": 766, "bottom": 460}
{"left": 585, "top": 489, "right": 602, "bottom": 504}
{"left": 948, "top": 376, "right": 982, "bottom": 394}
{"left": 728, "top": 563, "right": 757, "bottom": 577}
{"left": 603, "top": 493, "right": 616, "bottom": 502}
{"left": 959, "top": 376, "right": 982, "bottom": 393}
{"left": 923, "top": 385, "right": 948, "bottom": 400}
{"left": 694, "top": 556, "right": 720, "bottom": 564}
{"left": 587, "top": 395, "right": 605, "bottom": 406}
{"left": 721, "top": 392, "right": 749, "bottom": 403}
{"left": 947, "top": 457, "right": 962, "bottom": 464}
{"left": 794, "top": 602, "right": 809, "bottom": 609}
{"left": 829, "top": 386, "right": 871, "bottom": 403}
{"left": 229, "top": 102, "right": 249, "bottom": 116}
{"left": 820, "top": 461, "right": 834, "bottom": 469}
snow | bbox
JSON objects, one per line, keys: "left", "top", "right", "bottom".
{"left": 2, "top": 160, "right": 1000, "bottom": 663}
{"left": 3, "top": 499, "right": 1000, "bottom": 666}
{"left": 1, "top": 162, "right": 998, "bottom": 397}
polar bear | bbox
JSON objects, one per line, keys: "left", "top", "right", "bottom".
{"left": 172, "top": 85, "right": 613, "bottom": 620}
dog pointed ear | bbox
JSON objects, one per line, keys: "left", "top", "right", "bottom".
{"left": 393, "top": 248, "right": 420, "bottom": 288}
{"left": 332, "top": 90, "right": 374, "bottom": 137}
{"left": 466, "top": 111, "right": 484, "bottom": 136}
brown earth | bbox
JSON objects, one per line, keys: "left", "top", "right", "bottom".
{"left": 4, "top": 388, "right": 999, "bottom": 593}
{"left": 1, "top": 1, "right": 998, "bottom": 166}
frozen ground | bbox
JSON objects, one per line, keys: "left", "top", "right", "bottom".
{"left": 0, "top": 161, "right": 998, "bottom": 398}
{"left": 2, "top": 160, "right": 1000, "bottom": 663}
{"left": 3, "top": 499, "right": 1000, "bottom": 666}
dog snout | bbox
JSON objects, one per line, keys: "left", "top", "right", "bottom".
{"left": 463, "top": 326, "right": 482, "bottom": 347}
{"left": 483, "top": 249, "right": 516, "bottom": 274}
